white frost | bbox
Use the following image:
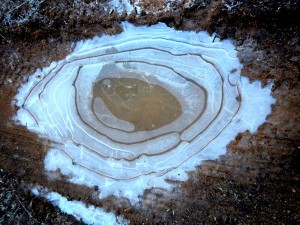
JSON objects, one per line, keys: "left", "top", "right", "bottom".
{"left": 31, "top": 188, "right": 128, "bottom": 225}
{"left": 14, "top": 22, "right": 275, "bottom": 223}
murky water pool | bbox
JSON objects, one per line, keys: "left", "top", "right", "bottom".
{"left": 93, "top": 76, "right": 182, "bottom": 131}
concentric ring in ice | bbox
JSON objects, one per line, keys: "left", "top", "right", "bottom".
{"left": 15, "top": 22, "right": 275, "bottom": 201}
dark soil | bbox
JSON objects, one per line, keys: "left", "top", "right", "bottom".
{"left": 0, "top": 0, "right": 299, "bottom": 224}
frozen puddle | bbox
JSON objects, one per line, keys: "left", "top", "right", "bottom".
{"left": 14, "top": 22, "right": 275, "bottom": 224}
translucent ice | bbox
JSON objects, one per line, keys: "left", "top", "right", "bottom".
{"left": 15, "top": 22, "right": 275, "bottom": 205}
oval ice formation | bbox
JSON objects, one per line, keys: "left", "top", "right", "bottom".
{"left": 15, "top": 22, "right": 275, "bottom": 200}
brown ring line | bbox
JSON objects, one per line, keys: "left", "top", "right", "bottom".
{"left": 54, "top": 82, "right": 241, "bottom": 181}
{"left": 71, "top": 62, "right": 208, "bottom": 153}
{"left": 22, "top": 46, "right": 216, "bottom": 144}
{"left": 78, "top": 59, "right": 207, "bottom": 137}
{"left": 20, "top": 39, "right": 241, "bottom": 179}
{"left": 82, "top": 35, "right": 237, "bottom": 61}
{"left": 57, "top": 82, "right": 242, "bottom": 181}
{"left": 70, "top": 47, "right": 221, "bottom": 144}
{"left": 21, "top": 34, "right": 238, "bottom": 107}
{"left": 66, "top": 55, "right": 231, "bottom": 162}
{"left": 89, "top": 63, "right": 200, "bottom": 133}
{"left": 22, "top": 46, "right": 234, "bottom": 160}
{"left": 67, "top": 47, "right": 228, "bottom": 150}
{"left": 21, "top": 36, "right": 236, "bottom": 125}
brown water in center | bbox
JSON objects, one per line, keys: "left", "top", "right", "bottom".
{"left": 93, "top": 77, "right": 182, "bottom": 131}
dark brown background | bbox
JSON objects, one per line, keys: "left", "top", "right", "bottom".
{"left": 0, "top": 0, "right": 299, "bottom": 224}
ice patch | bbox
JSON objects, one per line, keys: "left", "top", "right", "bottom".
{"left": 31, "top": 188, "right": 128, "bottom": 225}
{"left": 14, "top": 22, "right": 275, "bottom": 222}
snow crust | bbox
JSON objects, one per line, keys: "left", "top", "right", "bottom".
{"left": 31, "top": 188, "right": 128, "bottom": 225}
{"left": 14, "top": 22, "right": 275, "bottom": 223}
